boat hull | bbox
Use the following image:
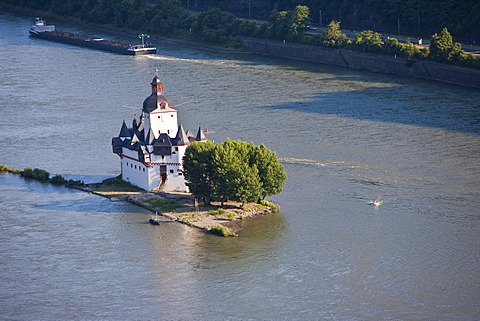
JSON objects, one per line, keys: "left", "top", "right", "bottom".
{"left": 30, "top": 31, "right": 156, "bottom": 55}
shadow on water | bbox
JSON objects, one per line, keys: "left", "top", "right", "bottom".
{"left": 258, "top": 85, "right": 480, "bottom": 135}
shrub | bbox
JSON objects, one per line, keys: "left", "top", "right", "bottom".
{"left": 0, "top": 164, "right": 7, "bottom": 172}
{"left": 32, "top": 168, "right": 50, "bottom": 181}
{"left": 259, "top": 199, "right": 280, "bottom": 213}
{"left": 50, "top": 174, "right": 66, "bottom": 185}
{"left": 21, "top": 167, "right": 34, "bottom": 178}
{"left": 8, "top": 168, "right": 22, "bottom": 174}
{"left": 65, "top": 179, "right": 84, "bottom": 187}
{"left": 210, "top": 224, "right": 236, "bottom": 237}
{"left": 227, "top": 212, "right": 236, "bottom": 220}
{"left": 208, "top": 208, "right": 225, "bottom": 216}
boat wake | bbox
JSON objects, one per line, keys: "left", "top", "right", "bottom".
{"left": 146, "top": 54, "right": 243, "bottom": 68}
{"left": 280, "top": 157, "right": 366, "bottom": 169}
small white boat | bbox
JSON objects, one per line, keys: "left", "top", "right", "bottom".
{"left": 149, "top": 212, "right": 160, "bottom": 225}
{"left": 369, "top": 200, "right": 383, "bottom": 207}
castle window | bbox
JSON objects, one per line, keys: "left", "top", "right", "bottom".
{"left": 170, "top": 170, "right": 174, "bottom": 173}
{"left": 131, "top": 164, "right": 133, "bottom": 168}
{"left": 178, "top": 173, "right": 183, "bottom": 176}
{"left": 134, "top": 165, "right": 137, "bottom": 169}
{"left": 171, "top": 115, "right": 174, "bottom": 117}
{"left": 167, "top": 130, "right": 170, "bottom": 134}
{"left": 143, "top": 168, "right": 145, "bottom": 172}
{"left": 175, "top": 147, "right": 178, "bottom": 151}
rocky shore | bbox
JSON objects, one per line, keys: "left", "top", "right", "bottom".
{"left": 82, "top": 177, "right": 277, "bottom": 237}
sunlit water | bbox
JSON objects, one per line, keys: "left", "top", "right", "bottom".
{"left": 1, "top": 11, "right": 480, "bottom": 320}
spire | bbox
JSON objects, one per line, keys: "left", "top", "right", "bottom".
{"left": 119, "top": 120, "right": 131, "bottom": 138}
{"left": 132, "top": 115, "right": 138, "bottom": 130}
{"left": 195, "top": 126, "right": 207, "bottom": 141}
{"left": 175, "top": 124, "right": 190, "bottom": 146}
{"left": 151, "top": 70, "right": 164, "bottom": 95}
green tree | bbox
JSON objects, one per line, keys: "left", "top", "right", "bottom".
{"left": 288, "top": 5, "right": 310, "bottom": 41}
{"left": 250, "top": 144, "right": 286, "bottom": 200}
{"left": 266, "top": 10, "right": 290, "bottom": 40}
{"left": 355, "top": 30, "right": 382, "bottom": 52}
{"left": 321, "top": 20, "right": 347, "bottom": 47}
{"left": 448, "top": 42, "right": 466, "bottom": 63}
{"left": 183, "top": 141, "right": 215, "bottom": 204}
{"left": 400, "top": 41, "right": 421, "bottom": 65}
{"left": 211, "top": 139, "right": 254, "bottom": 205}
{"left": 147, "top": 0, "right": 189, "bottom": 36}
{"left": 429, "top": 27, "right": 453, "bottom": 62}
{"left": 193, "top": 7, "right": 238, "bottom": 44}
{"left": 384, "top": 37, "right": 402, "bottom": 55}
{"left": 183, "top": 139, "right": 285, "bottom": 206}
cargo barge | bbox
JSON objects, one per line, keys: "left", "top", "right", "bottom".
{"left": 29, "top": 18, "right": 156, "bottom": 55}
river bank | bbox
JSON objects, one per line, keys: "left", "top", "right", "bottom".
{"left": 4, "top": 4, "right": 478, "bottom": 89}
{"left": 240, "top": 37, "right": 480, "bottom": 90}
{"left": 0, "top": 165, "right": 276, "bottom": 236}
{"left": 83, "top": 177, "right": 276, "bottom": 237}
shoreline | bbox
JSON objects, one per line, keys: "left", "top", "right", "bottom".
{"left": 0, "top": 165, "right": 277, "bottom": 237}
{"left": 81, "top": 179, "right": 276, "bottom": 236}
{"left": 3, "top": 4, "right": 478, "bottom": 89}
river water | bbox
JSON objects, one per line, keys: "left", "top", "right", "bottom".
{"left": 1, "top": 11, "right": 479, "bottom": 320}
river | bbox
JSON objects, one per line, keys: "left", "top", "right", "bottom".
{"left": 1, "top": 11, "right": 479, "bottom": 320}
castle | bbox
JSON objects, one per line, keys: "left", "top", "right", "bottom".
{"left": 112, "top": 73, "right": 207, "bottom": 192}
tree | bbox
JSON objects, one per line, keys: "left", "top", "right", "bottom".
{"left": 266, "top": 10, "right": 290, "bottom": 39}
{"left": 288, "top": 5, "right": 310, "bottom": 41}
{"left": 250, "top": 144, "right": 287, "bottom": 200}
{"left": 183, "top": 141, "right": 215, "bottom": 204}
{"left": 183, "top": 139, "right": 286, "bottom": 206}
{"left": 322, "top": 20, "right": 347, "bottom": 47}
{"left": 211, "top": 139, "right": 257, "bottom": 205}
{"left": 448, "top": 42, "right": 466, "bottom": 63}
{"left": 355, "top": 30, "right": 382, "bottom": 52}
{"left": 148, "top": 0, "right": 189, "bottom": 36}
{"left": 192, "top": 7, "right": 238, "bottom": 44}
{"left": 429, "top": 27, "right": 453, "bottom": 62}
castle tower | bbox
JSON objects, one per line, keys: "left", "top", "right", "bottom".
{"left": 142, "top": 73, "right": 178, "bottom": 138}
{"left": 112, "top": 72, "right": 207, "bottom": 192}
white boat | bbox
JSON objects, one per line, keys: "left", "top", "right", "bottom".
{"left": 29, "top": 18, "right": 56, "bottom": 35}
{"left": 149, "top": 212, "right": 160, "bottom": 225}
{"left": 127, "top": 34, "right": 157, "bottom": 55}
{"left": 369, "top": 200, "right": 383, "bottom": 207}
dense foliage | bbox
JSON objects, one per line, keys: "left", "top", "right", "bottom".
{"left": 5, "top": 0, "right": 479, "bottom": 68}
{"left": 183, "top": 139, "right": 286, "bottom": 206}
{"left": 181, "top": 0, "right": 479, "bottom": 43}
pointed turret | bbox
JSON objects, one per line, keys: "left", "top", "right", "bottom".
{"left": 195, "top": 126, "right": 207, "bottom": 141}
{"left": 132, "top": 115, "right": 138, "bottom": 130}
{"left": 175, "top": 124, "right": 190, "bottom": 146}
{"left": 119, "top": 120, "right": 131, "bottom": 138}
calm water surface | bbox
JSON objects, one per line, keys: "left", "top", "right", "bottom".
{"left": 1, "top": 11, "right": 479, "bottom": 320}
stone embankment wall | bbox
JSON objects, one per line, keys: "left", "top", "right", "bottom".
{"left": 240, "top": 38, "right": 480, "bottom": 89}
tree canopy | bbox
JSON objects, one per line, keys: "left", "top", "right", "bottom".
{"left": 183, "top": 139, "right": 286, "bottom": 206}
{"left": 7, "top": 0, "right": 479, "bottom": 68}
{"left": 321, "top": 21, "right": 348, "bottom": 47}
